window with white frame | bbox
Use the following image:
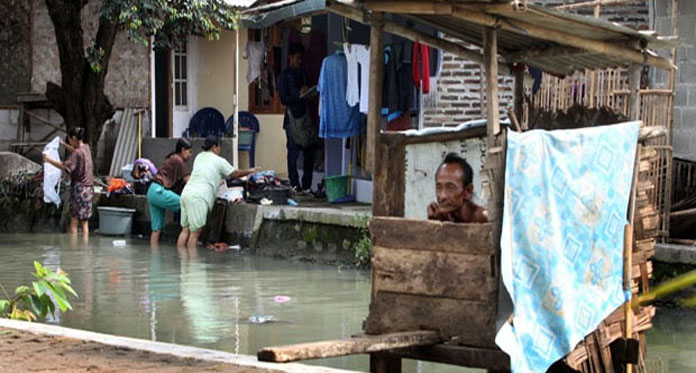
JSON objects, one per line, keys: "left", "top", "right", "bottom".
{"left": 173, "top": 44, "right": 188, "bottom": 109}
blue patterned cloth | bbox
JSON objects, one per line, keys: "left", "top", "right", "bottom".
{"left": 495, "top": 121, "right": 640, "bottom": 373}
{"left": 318, "top": 53, "right": 364, "bottom": 138}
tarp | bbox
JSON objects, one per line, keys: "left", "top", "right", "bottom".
{"left": 495, "top": 121, "right": 640, "bottom": 372}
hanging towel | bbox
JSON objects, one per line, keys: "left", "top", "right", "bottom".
{"left": 244, "top": 41, "right": 265, "bottom": 84}
{"left": 43, "top": 136, "right": 62, "bottom": 207}
{"left": 495, "top": 121, "right": 641, "bottom": 373}
{"left": 318, "top": 53, "right": 363, "bottom": 138}
{"left": 412, "top": 42, "right": 430, "bottom": 94}
{"left": 344, "top": 43, "right": 360, "bottom": 107}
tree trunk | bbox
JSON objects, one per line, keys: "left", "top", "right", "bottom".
{"left": 44, "top": 0, "right": 117, "bottom": 155}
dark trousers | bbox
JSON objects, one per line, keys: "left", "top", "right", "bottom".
{"left": 285, "top": 124, "right": 315, "bottom": 190}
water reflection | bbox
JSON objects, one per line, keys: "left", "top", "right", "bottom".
{"left": 3, "top": 234, "right": 690, "bottom": 372}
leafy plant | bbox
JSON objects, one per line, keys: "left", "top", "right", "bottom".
{"left": 0, "top": 262, "right": 77, "bottom": 321}
{"left": 354, "top": 215, "right": 372, "bottom": 269}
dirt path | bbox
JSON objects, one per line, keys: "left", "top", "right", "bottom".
{"left": 0, "top": 328, "right": 282, "bottom": 373}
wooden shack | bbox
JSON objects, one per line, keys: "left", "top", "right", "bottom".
{"left": 249, "top": 1, "right": 676, "bottom": 371}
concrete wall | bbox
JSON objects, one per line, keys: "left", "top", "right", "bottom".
{"left": 0, "top": 0, "right": 32, "bottom": 105}
{"left": 141, "top": 137, "right": 236, "bottom": 171}
{"left": 197, "top": 30, "right": 287, "bottom": 177}
{"left": 654, "top": 0, "right": 696, "bottom": 161}
{"left": 31, "top": 0, "right": 149, "bottom": 108}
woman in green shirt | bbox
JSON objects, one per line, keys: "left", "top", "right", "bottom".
{"left": 177, "top": 135, "right": 259, "bottom": 248}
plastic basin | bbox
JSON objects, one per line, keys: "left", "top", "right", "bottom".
{"left": 97, "top": 206, "right": 136, "bottom": 236}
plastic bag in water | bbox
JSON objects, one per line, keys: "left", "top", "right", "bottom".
{"left": 43, "top": 136, "right": 62, "bottom": 207}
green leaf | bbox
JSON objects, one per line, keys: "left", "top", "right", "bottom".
{"left": 14, "top": 286, "right": 32, "bottom": 298}
{"left": 0, "top": 300, "right": 9, "bottom": 312}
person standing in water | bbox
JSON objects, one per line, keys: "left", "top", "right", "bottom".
{"left": 147, "top": 138, "right": 192, "bottom": 246}
{"left": 43, "top": 127, "right": 94, "bottom": 237}
{"left": 177, "top": 135, "right": 260, "bottom": 248}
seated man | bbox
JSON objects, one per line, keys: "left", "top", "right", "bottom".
{"left": 427, "top": 152, "right": 488, "bottom": 223}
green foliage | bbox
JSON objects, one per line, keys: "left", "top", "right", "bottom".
{"left": 0, "top": 262, "right": 77, "bottom": 322}
{"left": 101, "top": 0, "right": 241, "bottom": 51}
{"left": 353, "top": 215, "right": 372, "bottom": 269}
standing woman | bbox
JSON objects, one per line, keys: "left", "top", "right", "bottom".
{"left": 177, "top": 135, "right": 259, "bottom": 248}
{"left": 43, "top": 127, "right": 93, "bottom": 237}
{"left": 147, "top": 138, "right": 192, "bottom": 245}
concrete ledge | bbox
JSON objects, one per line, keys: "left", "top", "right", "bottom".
{"left": 261, "top": 206, "right": 370, "bottom": 228}
{"left": 655, "top": 243, "right": 696, "bottom": 265}
{"left": 0, "top": 319, "right": 357, "bottom": 373}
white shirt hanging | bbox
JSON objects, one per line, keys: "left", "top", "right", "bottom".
{"left": 356, "top": 45, "right": 371, "bottom": 114}
{"left": 343, "top": 43, "right": 360, "bottom": 107}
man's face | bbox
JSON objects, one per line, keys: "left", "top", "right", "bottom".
{"left": 181, "top": 148, "right": 192, "bottom": 161}
{"left": 289, "top": 53, "right": 303, "bottom": 69}
{"left": 435, "top": 163, "right": 472, "bottom": 215}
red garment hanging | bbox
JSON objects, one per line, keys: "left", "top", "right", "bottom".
{"left": 412, "top": 42, "right": 430, "bottom": 94}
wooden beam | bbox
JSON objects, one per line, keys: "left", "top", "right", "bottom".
{"left": 364, "top": 1, "right": 453, "bottom": 15}
{"left": 397, "top": 344, "right": 510, "bottom": 371}
{"left": 327, "top": 2, "right": 511, "bottom": 75}
{"left": 483, "top": 27, "right": 500, "bottom": 138}
{"left": 638, "top": 125, "right": 667, "bottom": 142}
{"left": 556, "top": 0, "right": 643, "bottom": 11}
{"left": 451, "top": 5, "right": 673, "bottom": 70}
{"left": 367, "top": 14, "right": 386, "bottom": 215}
{"left": 628, "top": 64, "right": 641, "bottom": 121}
{"left": 513, "top": 69, "right": 524, "bottom": 124}
{"left": 507, "top": 46, "right": 587, "bottom": 63}
{"left": 256, "top": 331, "right": 443, "bottom": 363}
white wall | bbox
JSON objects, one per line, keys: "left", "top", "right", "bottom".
{"left": 404, "top": 136, "right": 487, "bottom": 219}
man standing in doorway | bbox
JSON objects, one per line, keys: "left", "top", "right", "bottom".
{"left": 278, "top": 42, "right": 316, "bottom": 193}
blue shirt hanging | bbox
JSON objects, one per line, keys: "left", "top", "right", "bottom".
{"left": 318, "top": 53, "right": 364, "bottom": 138}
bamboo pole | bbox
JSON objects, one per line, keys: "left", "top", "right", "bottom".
{"left": 451, "top": 5, "right": 673, "bottom": 70}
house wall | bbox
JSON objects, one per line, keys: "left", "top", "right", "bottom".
{"left": 0, "top": 0, "right": 32, "bottom": 106}
{"left": 31, "top": 0, "right": 149, "bottom": 108}
{"left": 197, "top": 30, "right": 287, "bottom": 176}
{"left": 654, "top": 0, "right": 696, "bottom": 161}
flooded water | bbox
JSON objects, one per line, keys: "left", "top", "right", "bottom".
{"left": 0, "top": 234, "right": 473, "bottom": 372}
{"left": 0, "top": 234, "right": 692, "bottom": 372}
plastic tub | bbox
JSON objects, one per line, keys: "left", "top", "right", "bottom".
{"left": 97, "top": 206, "right": 136, "bottom": 235}
{"left": 324, "top": 175, "right": 349, "bottom": 203}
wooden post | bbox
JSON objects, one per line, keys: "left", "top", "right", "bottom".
{"left": 233, "top": 28, "right": 240, "bottom": 169}
{"left": 483, "top": 27, "right": 500, "bottom": 139}
{"left": 368, "top": 15, "right": 387, "bottom": 215}
{"left": 628, "top": 65, "right": 641, "bottom": 121}
{"left": 370, "top": 353, "right": 402, "bottom": 373}
{"left": 513, "top": 67, "right": 524, "bottom": 126}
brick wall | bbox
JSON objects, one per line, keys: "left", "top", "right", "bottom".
{"left": 0, "top": 0, "right": 31, "bottom": 105}
{"left": 31, "top": 0, "right": 150, "bottom": 108}
{"left": 423, "top": 44, "right": 514, "bottom": 128}
{"left": 422, "top": 0, "right": 650, "bottom": 128}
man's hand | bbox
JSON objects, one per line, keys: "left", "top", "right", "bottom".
{"left": 42, "top": 152, "right": 49, "bottom": 163}
{"left": 427, "top": 202, "right": 440, "bottom": 220}
{"left": 300, "top": 86, "right": 308, "bottom": 95}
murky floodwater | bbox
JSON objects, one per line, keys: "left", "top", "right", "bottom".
{"left": 0, "top": 234, "right": 475, "bottom": 372}
{"left": 0, "top": 234, "right": 692, "bottom": 372}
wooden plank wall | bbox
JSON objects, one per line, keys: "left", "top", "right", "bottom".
{"left": 365, "top": 217, "right": 498, "bottom": 348}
